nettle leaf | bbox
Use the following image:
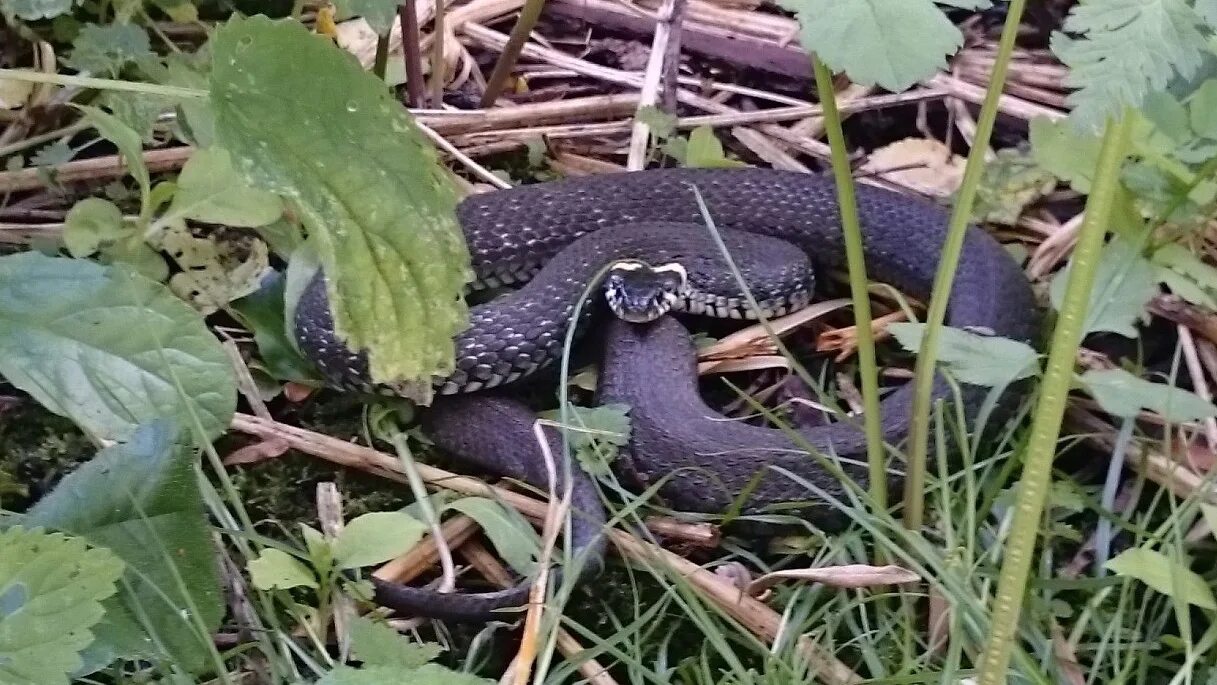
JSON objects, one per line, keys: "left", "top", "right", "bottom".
{"left": 539, "top": 403, "right": 631, "bottom": 477}
{"left": 332, "top": 511, "right": 427, "bottom": 570}
{"left": 64, "top": 23, "right": 154, "bottom": 76}
{"left": 443, "top": 497, "right": 540, "bottom": 575}
{"left": 972, "top": 147, "right": 1058, "bottom": 225}
{"left": 248, "top": 548, "right": 318, "bottom": 590}
{"left": 1049, "top": 237, "right": 1159, "bottom": 338}
{"left": 164, "top": 148, "right": 284, "bottom": 227}
{"left": 333, "top": 0, "right": 399, "bottom": 34}
{"left": 1051, "top": 0, "right": 1210, "bottom": 134}
{"left": 210, "top": 16, "right": 472, "bottom": 397}
{"left": 887, "top": 323, "right": 1040, "bottom": 388}
{"left": 0, "top": 527, "right": 125, "bottom": 685}
{"left": 348, "top": 615, "right": 442, "bottom": 668}
{"left": 778, "top": 0, "right": 961, "bottom": 93}
{"left": 1105, "top": 547, "right": 1216, "bottom": 610}
{"left": 24, "top": 421, "right": 224, "bottom": 675}
{"left": 1078, "top": 368, "right": 1217, "bottom": 423}
{"left": 0, "top": 252, "right": 236, "bottom": 443}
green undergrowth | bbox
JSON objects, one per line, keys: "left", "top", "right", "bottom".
{"left": 2, "top": 1, "right": 1217, "bottom": 684}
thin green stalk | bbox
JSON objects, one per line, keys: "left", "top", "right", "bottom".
{"left": 0, "top": 69, "right": 206, "bottom": 99}
{"left": 903, "top": 0, "right": 1030, "bottom": 531}
{"left": 976, "top": 111, "right": 1134, "bottom": 685}
{"left": 479, "top": 0, "right": 548, "bottom": 106}
{"left": 809, "top": 55, "right": 885, "bottom": 507}
{"left": 372, "top": 33, "right": 390, "bottom": 80}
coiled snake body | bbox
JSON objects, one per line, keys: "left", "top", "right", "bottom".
{"left": 293, "top": 168, "right": 1040, "bottom": 621}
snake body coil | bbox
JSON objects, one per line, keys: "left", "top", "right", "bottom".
{"left": 293, "top": 167, "right": 1040, "bottom": 621}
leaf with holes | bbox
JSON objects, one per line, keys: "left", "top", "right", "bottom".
{"left": 156, "top": 221, "right": 273, "bottom": 315}
{"left": 210, "top": 16, "right": 472, "bottom": 401}
{"left": 0, "top": 252, "right": 235, "bottom": 443}
{"left": 0, "top": 527, "right": 125, "bottom": 685}
{"left": 777, "top": 0, "right": 961, "bottom": 92}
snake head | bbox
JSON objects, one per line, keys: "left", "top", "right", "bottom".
{"left": 603, "top": 260, "right": 689, "bottom": 323}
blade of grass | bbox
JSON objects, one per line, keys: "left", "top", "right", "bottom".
{"left": 480, "top": 0, "right": 549, "bottom": 106}
{"left": 903, "top": 0, "right": 1030, "bottom": 531}
{"left": 809, "top": 54, "right": 886, "bottom": 507}
{"left": 976, "top": 110, "right": 1134, "bottom": 685}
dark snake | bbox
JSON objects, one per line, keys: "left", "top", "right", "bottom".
{"left": 292, "top": 167, "right": 1041, "bottom": 621}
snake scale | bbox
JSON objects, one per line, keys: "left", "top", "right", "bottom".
{"left": 293, "top": 167, "right": 1041, "bottom": 621}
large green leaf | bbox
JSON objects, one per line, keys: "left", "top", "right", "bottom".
{"left": 0, "top": 252, "right": 235, "bottom": 443}
{"left": 442, "top": 497, "right": 540, "bottom": 575}
{"left": 888, "top": 323, "right": 1040, "bottom": 389}
{"left": 0, "top": 527, "right": 125, "bottom": 685}
{"left": 1049, "top": 237, "right": 1160, "bottom": 338}
{"left": 23, "top": 421, "right": 224, "bottom": 675}
{"left": 209, "top": 15, "right": 472, "bottom": 398}
{"left": 1077, "top": 368, "right": 1217, "bottom": 423}
{"left": 1105, "top": 547, "right": 1216, "bottom": 610}
{"left": 777, "top": 0, "right": 961, "bottom": 92}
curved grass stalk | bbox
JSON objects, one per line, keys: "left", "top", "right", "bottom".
{"left": 976, "top": 111, "right": 1134, "bottom": 685}
{"left": 809, "top": 54, "right": 886, "bottom": 506}
{"left": 903, "top": 0, "right": 1030, "bottom": 531}
{"left": 0, "top": 68, "right": 206, "bottom": 99}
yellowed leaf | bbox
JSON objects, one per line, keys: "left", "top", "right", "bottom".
{"left": 747, "top": 564, "right": 921, "bottom": 596}
{"left": 861, "top": 138, "right": 965, "bottom": 197}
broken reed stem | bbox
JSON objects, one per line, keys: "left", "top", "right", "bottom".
{"left": 626, "top": 0, "right": 682, "bottom": 169}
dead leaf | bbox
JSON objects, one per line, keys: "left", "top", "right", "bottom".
{"left": 746, "top": 564, "right": 921, "bottom": 596}
{"left": 861, "top": 138, "right": 965, "bottom": 198}
{"left": 157, "top": 223, "right": 272, "bottom": 315}
{"left": 224, "top": 438, "right": 290, "bottom": 465}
